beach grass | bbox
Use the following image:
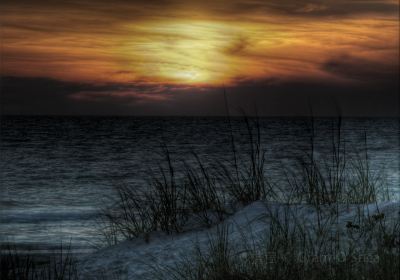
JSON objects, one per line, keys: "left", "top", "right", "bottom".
{"left": 0, "top": 243, "right": 79, "bottom": 280}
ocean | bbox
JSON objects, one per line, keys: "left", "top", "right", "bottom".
{"left": 0, "top": 116, "right": 399, "bottom": 254}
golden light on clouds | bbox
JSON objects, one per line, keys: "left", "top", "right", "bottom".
{"left": 1, "top": 0, "right": 399, "bottom": 87}
{"left": 120, "top": 20, "right": 267, "bottom": 85}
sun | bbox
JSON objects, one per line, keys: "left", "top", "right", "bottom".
{"left": 120, "top": 20, "right": 253, "bottom": 86}
{"left": 173, "top": 70, "right": 200, "bottom": 81}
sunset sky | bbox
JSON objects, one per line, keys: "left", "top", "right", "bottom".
{"left": 1, "top": 0, "right": 399, "bottom": 116}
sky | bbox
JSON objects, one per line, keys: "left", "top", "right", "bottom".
{"left": 1, "top": 0, "right": 399, "bottom": 116}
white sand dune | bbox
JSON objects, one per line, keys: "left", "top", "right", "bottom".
{"left": 79, "top": 201, "right": 400, "bottom": 279}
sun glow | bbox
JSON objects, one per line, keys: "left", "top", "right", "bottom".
{"left": 120, "top": 20, "right": 268, "bottom": 85}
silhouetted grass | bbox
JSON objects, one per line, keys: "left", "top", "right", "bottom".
{"left": 184, "top": 153, "right": 228, "bottom": 226}
{"left": 0, "top": 243, "right": 79, "bottom": 280}
{"left": 219, "top": 116, "right": 276, "bottom": 205}
{"left": 100, "top": 116, "right": 278, "bottom": 240}
{"left": 153, "top": 203, "right": 399, "bottom": 280}
{"left": 100, "top": 145, "right": 188, "bottom": 241}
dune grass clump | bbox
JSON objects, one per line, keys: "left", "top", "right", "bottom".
{"left": 100, "top": 146, "right": 230, "bottom": 243}
{"left": 183, "top": 154, "right": 228, "bottom": 226}
{"left": 100, "top": 116, "right": 277, "bottom": 241}
{"left": 100, "top": 146, "right": 188, "bottom": 241}
{"left": 155, "top": 203, "right": 399, "bottom": 280}
{"left": 219, "top": 116, "right": 275, "bottom": 205}
{"left": 290, "top": 118, "right": 390, "bottom": 208}
{"left": 0, "top": 244, "right": 79, "bottom": 280}
{"left": 0, "top": 244, "right": 36, "bottom": 280}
